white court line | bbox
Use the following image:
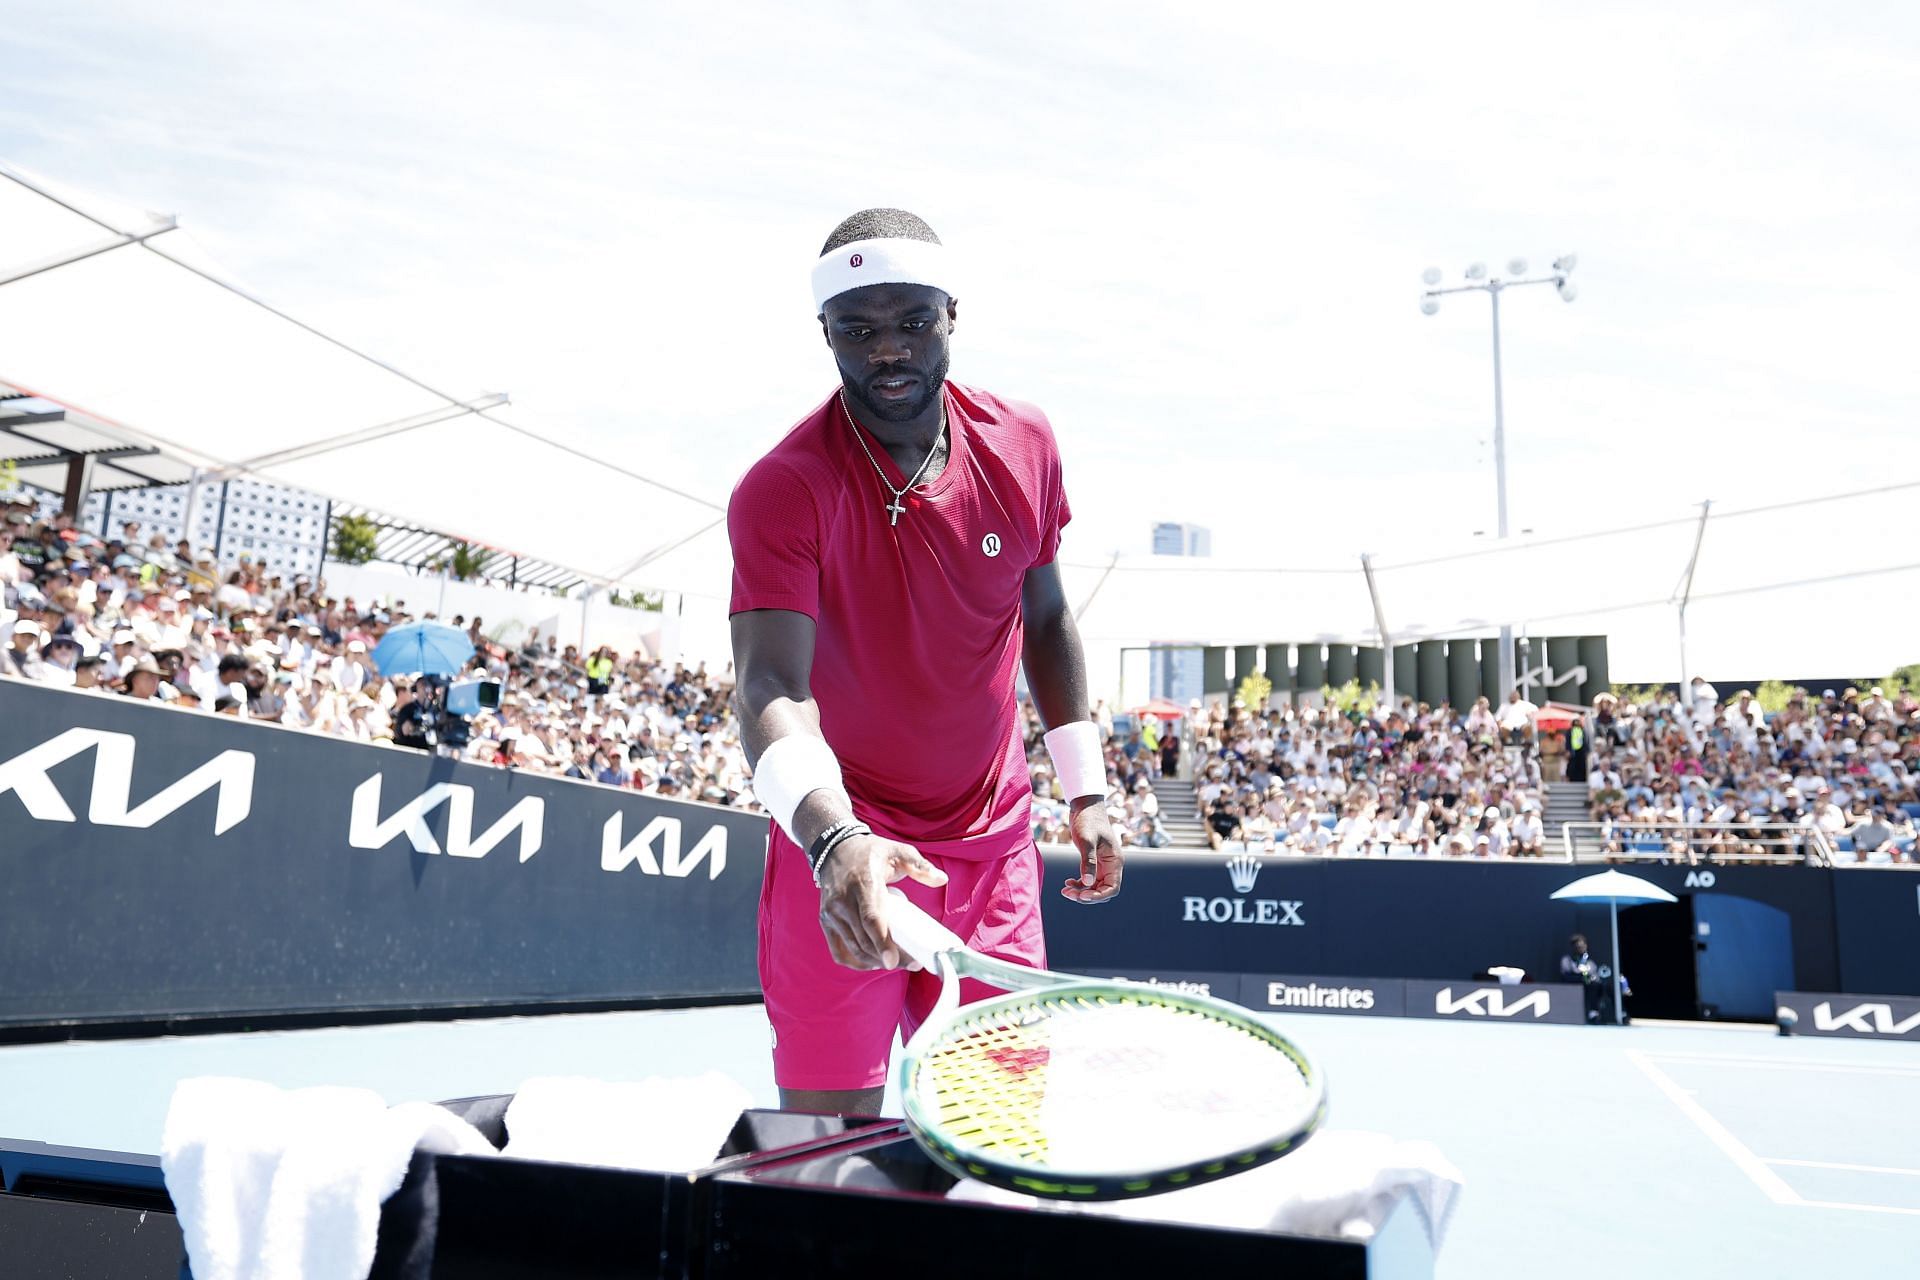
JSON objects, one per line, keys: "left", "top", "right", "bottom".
{"left": 1626, "top": 1051, "right": 1801, "bottom": 1206}
{"left": 1763, "top": 1158, "right": 1920, "bottom": 1178}
{"left": 1796, "top": 1200, "right": 1920, "bottom": 1218}
{"left": 1641, "top": 1052, "right": 1920, "bottom": 1078}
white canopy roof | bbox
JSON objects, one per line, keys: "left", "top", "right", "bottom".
{"left": 0, "top": 160, "right": 726, "bottom": 594}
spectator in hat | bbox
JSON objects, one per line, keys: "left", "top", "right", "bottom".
{"left": 123, "top": 656, "right": 163, "bottom": 701}
{"left": 39, "top": 631, "right": 82, "bottom": 687}
{"left": 5, "top": 620, "right": 47, "bottom": 679}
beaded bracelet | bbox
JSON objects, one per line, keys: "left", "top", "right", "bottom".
{"left": 807, "top": 819, "right": 871, "bottom": 887}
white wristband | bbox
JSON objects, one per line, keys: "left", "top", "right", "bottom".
{"left": 1044, "top": 721, "right": 1106, "bottom": 801}
{"left": 751, "top": 734, "right": 849, "bottom": 844}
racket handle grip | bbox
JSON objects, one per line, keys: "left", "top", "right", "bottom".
{"left": 884, "top": 887, "right": 965, "bottom": 970}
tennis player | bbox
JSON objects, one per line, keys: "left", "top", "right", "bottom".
{"left": 729, "top": 208, "right": 1121, "bottom": 1116}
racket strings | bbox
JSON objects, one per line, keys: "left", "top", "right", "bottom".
{"left": 915, "top": 993, "right": 1313, "bottom": 1173}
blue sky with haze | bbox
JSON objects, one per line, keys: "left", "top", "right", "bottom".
{"left": 4, "top": 1, "right": 1917, "bottom": 585}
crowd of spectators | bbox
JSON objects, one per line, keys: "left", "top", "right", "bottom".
{"left": 1585, "top": 678, "right": 1919, "bottom": 864}
{"left": 0, "top": 494, "right": 753, "bottom": 806}
{"left": 1178, "top": 693, "right": 1549, "bottom": 858}
{"left": 6, "top": 490, "right": 1914, "bottom": 865}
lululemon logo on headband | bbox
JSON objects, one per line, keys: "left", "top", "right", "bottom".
{"left": 981, "top": 533, "right": 1002, "bottom": 558}
{"left": 849, "top": 252, "right": 863, "bottom": 267}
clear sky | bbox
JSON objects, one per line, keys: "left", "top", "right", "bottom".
{"left": 4, "top": 2, "right": 1917, "bottom": 604}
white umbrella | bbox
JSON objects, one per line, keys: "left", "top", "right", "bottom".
{"left": 1550, "top": 871, "right": 1678, "bottom": 1025}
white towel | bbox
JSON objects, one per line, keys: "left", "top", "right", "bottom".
{"left": 502, "top": 1072, "right": 752, "bottom": 1172}
{"left": 160, "top": 1077, "right": 496, "bottom": 1280}
{"left": 946, "top": 1129, "right": 1465, "bottom": 1249}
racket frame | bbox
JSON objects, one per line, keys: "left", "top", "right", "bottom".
{"left": 890, "top": 899, "right": 1326, "bottom": 1200}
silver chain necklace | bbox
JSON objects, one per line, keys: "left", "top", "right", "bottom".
{"left": 840, "top": 391, "right": 946, "bottom": 526}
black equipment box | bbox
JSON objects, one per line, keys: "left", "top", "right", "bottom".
{"left": 2, "top": 1111, "right": 1435, "bottom": 1278}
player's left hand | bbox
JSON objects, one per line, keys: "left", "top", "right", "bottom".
{"left": 1060, "top": 796, "right": 1123, "bottom": 903}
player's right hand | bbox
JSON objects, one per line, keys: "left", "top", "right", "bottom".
{"left": 817, "top": 834, "right": 947, "bottom": 971}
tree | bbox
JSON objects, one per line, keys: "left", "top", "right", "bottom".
{"left": 608, "top": 588, "right": 664, "bottom": 612}
{"left": 1323, "top": 679, "right": 1381, "bottom": 718}
{"left": 447, "top": 541, "right": 495, "bottom": 582}
{"left": 1753, "top": 680, "right": 1797, "bottom": 715}
{"left": 1881, "top": 664, "right": 1920, "bottom": 701}
{"left": 329, "top": 513, "right": 379, "bottom": 565}
{"left": 1236, "top": 671, "right": 1272, "bottom": 710}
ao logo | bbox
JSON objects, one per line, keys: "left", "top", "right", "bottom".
{"left": 1685, "top": 870, "right": 1716, "bottom": 888}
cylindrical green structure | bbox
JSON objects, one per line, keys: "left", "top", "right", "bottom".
{"left": 1577, "top": 636, "right": 1610, "bottom": 705}
{"left": 1326, "top": 644, "right": 1357, "bottom": 689}
{"left": 1356, "top": 646, "right": 1384, "bottom": 692}
{"left": 1202, "top": 646, "right": 1229, "bottom": 697}
{"left": 1393, "top": 645, "right": 1419, "bottom": 705}
{"left": 1265, "top": 644, "right": 1293, "bottom": 696}
{"left": 1417, "top": 641, "right": 1448, "bottom": 708}
{"left": 1479, "top": 640, "right": 1501, "bottom": 704}
{"left": 1547, "top": 636, "right": 1582, "bottom": 705}
{"left": 1295, "top": 644, "right": 1326, "bottom": 694}
{"left": 1447, "top": 640, "right": 1481, "bottom": 712}
{"left": 1234, "top": 645, "right": 1260, "bottom": 697}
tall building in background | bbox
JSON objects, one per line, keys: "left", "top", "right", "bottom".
{"left": 32, "top": 478, "right": 333, "bottom": 579}
{"left": 1149, "top": 522, "right": 1210, "bottom": 705}
{"left": 1151, "top": 521, "right": 1211, "bottom": 557}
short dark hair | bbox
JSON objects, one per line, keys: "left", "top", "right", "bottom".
{"left": 820, "top": 208, "right": 940, "bottom": 256}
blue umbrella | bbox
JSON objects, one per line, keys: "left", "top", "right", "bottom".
{"left": 1550, "top": 870, "right": 1677, "bottom": 1025}
{"left": 370, "top": 621, "right": 474, "bottom": 677}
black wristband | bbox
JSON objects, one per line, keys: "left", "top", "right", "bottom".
{"left": 808, "top": 819, "right": 869, "bottom": 886}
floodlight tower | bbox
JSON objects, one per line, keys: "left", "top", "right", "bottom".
{"left": 1419, "top": 254, "right": 1578, "bottom": 698}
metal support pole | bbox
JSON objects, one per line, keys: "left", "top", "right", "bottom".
{"left": 181, "top": 468, "right": 201, "bottom": 552}
{"left": 212, "top": 480, "right": 231, "bottom": 563}
{"left": 1675, "top": 499, "right": 1713, "bottom": 715}
{"left": 1610, "top": 899, "right": 1625, "bottom": 1026}
{"left": 1490, "top": 283, "right": 1516, "bottom": 701}
{"left": 1360, "top": 553, "right": 1394, "bottom": 707}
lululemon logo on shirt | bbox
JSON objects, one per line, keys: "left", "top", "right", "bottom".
{"left": 981, "top": 533, "right": 1002, "bottom": 558}
{"left": 849, "top": 252, "right": 863, "bottom": 267}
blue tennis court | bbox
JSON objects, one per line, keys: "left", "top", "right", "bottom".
{"left": 2, "top": 1007, "right": 1914, "bottom": 1277}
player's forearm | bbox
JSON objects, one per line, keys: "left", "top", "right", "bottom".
{"left": 733, "top": 678, "right": 854, "bottom": 847}
{"left": 1021, "top": 603, "right": 1091, "bottom": 733}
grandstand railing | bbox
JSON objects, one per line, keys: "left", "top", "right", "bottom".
{"left": 1558, "top": 821, "right": 1838, "bottom": 867}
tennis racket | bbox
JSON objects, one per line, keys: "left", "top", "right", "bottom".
{"left": 885, "top": 887, "right": 1325, "bottom": 1200}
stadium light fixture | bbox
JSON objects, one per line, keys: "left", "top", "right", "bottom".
{"left": 1415, "top": 250, "right": 1581, "bottom": 697}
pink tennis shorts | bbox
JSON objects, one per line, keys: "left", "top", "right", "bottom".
{"left": 758, "top": 829, "right": 1048, "bottom": 1093}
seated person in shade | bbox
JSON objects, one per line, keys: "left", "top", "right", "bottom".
{"left": 1134, "top": 815, "right": 1172, "bottom": 849}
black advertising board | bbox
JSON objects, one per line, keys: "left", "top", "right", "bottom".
{"left": 1774, "top": 991, "right": 1920, "bottom": 1041}
{"left": 0, "top": 680, "right": 767, "bottom": 1029}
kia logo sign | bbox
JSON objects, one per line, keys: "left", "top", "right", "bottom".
{"left": 1405, "top": 979, "right": 1585, "bottom": 1025}
{"left": 1776, "top": 991, "right": 1920, "bottom": 1040}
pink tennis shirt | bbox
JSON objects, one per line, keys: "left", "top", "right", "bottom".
{"left": 728, "top": 382, "right": 1070, "bottom": 861}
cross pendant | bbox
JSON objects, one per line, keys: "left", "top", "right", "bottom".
{"left": 885, "top": 495, "right": 906, "bottom": 526}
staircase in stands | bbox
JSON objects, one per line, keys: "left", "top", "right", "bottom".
{"left": 1544, "top": 780, "right": 1599, "bottom": 858}
{"left": 1149, "top": 775, "right": 1212, "bottom": 848}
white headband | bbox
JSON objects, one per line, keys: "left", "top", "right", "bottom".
{"left": 811, "top": 236, "right": 954, "bottom": 313}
